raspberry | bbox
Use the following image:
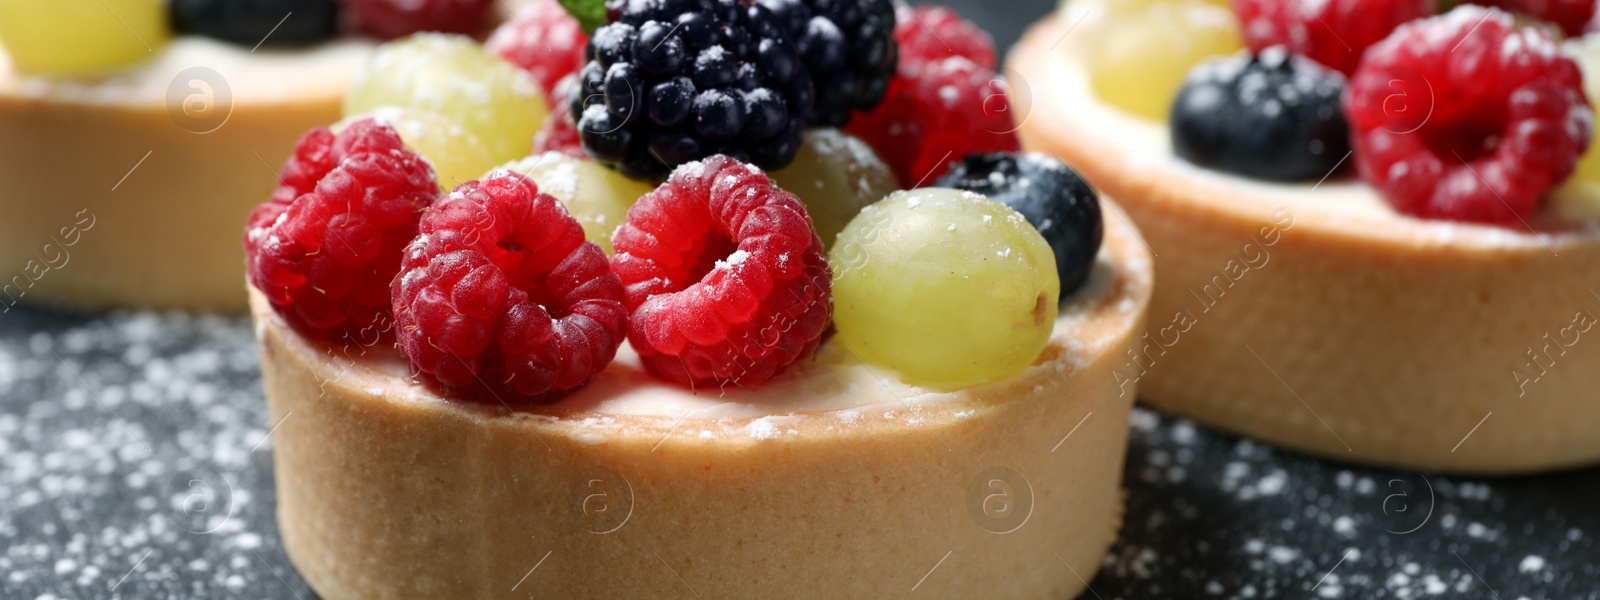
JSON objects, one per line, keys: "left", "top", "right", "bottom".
{"left": 534, "top": 74, "right": 587, "bottom": 158}
{"left": 245, "top": 122, "right": 416, "bottom": 256}
{"left": 1346, "top": 7, "right": 1593, "bottom": 223}
{"left": 1233, "top": 0, "right": 1434, "bottom": 75}
{"left": 892, "top": 4, "right": 996, "bottom": 74}
{"left": 486, "top": 0, "right": 589, "bottom": 101}
{"left": 845, "top": 57, "right": 1020, "bottom": 187}
{"left": 393, "top": 171, "right": 628, "bottom": 402}
{"left": 1477, "top": 0, "right": 1595, "bottom": 36}
{"left": 610, "top": 155, "right": 832, "bottom": 388}
{"left": 344, "top": 0, "right": 492, "bottom": 40}
{"left": 246, "top": 119, "right": 440, "bottom": 345}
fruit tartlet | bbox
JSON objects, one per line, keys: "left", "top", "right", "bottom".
{"left": 0, "top": 0, "right": 526, "bottom": 311}
{"left": 1012, "top": 0, "right": 1600, "bottom": 473}
{"left": 245, "top": 2, "right": 1152, "bottom": 598}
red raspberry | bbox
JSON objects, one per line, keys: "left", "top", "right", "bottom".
{"left": 344, "top": 0, "right": 493, "bottom": 40}
{"left": 1477, "top": 0, "right": 1595, "bottom": 36}
{"left": 1346, "top": 7, "right": 1592, "bottom": 223}
{"left": 245, "top": 122, "right": 422, "bottom": 257}
{"left": 1233, "top": 0, "right": 1434, "bottom": 75}
{"left": 392, "top": 171, "right": 627, "bottom": 402}
{"left": 247, "top": 119, "right": 440, "bottom": 345}
{"left": 610, "top": 155, "right": 832, "bottom": 388}
{"left": 893, "top": 4, "right": 996, "bottom": 74}
{"left": 486, "top": 0, "right": 588, "bottom": 101}
{"left": 845, "top": 57, "right": 1020, "bottom": 187}
{"left": 533, "top": 74, "right": 586, "bottom": 159}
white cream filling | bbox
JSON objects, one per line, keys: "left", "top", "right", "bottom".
{"left": 0, "top": 36, "right": 373, "bottom": 105}
{"left": 349, "top": 246, "right": 1134, "bottom": 421}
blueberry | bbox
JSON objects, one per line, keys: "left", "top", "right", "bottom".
{"left": 170, "top": 0, "right": 338, "bottom": 46}
{"left": 1170, "top": 49, "right": 1351, "bottom": 182}
{"left": 935, "top": 153, "right": 1104, "bottom": 298}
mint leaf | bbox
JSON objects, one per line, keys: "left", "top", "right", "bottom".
{"left": 558, "top": 0, "right": 608, "bottom": 35}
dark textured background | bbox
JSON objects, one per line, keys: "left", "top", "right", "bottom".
{"left": 2, "top": 1, "right": 1598, "bottom": 598}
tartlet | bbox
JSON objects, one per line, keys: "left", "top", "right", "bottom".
{"left": 0, "top": 37, "right": 373, "bottom": 311}
{"left": 1010, "top": 8, "right": 1600, "bottom": 473}
{"left": 250, "top": 198, "right": 1152, "bottom": 600}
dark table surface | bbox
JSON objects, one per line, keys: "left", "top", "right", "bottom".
{"left": 3, "top": 2, "right": 1598, "bottom": 599}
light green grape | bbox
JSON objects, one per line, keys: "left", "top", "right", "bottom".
{"left": 1554, "top": 36, "right": 1600, "bottom": 220}
{"left": 499, "top": 153, "right": 655, "bottom": 254}
{"left": 829, "top": 188, "right": 1060, "bottom": 388}
{"left": 1085, "top": 1, "right": 1243, "bottom": 121}
{"left": 338, "top": 106, "right": 498, "bottom": 192}
{"left": 0, "top": 0, "right": 169, "bottom": 76}
{"left": 345, "top": 33, "right": 548, "bottom": 166}
{"left": 770, "top": 128, "right": 900, "bottom": 250}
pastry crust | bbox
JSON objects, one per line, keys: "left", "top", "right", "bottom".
{"left": 251, "top": 201, "right": 1152, "bottom": 599}
{"left": 0, "top": 40, "right": 369, "bottom": 311}
{"left": 1011, "top": 15, "right": 1600, "bottom": 474}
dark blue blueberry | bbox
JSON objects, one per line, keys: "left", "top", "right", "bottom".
{"left": 170, "top": 0, "right": 337, "bottom": 46}
{"left": 935, "top": 153, "right": 1104, "bottom": 298}
{"left": 1171, "top": 49, "right": 1351, "bottom": 182}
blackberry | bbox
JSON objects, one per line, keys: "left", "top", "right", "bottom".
{"left": 1170, "top": 49, "right": 1351, "bottom": 182}
{"left": 758, "top": 0, "right": 897, "bottom": 126}
{"left": 935, "top": 152, "right": 1103, "bottom": 298}
{"left": 575, "top": 0, "right": 893, "bottom": 180}
{"left": 170, "top": 0, "right": 339, "bottom": 46}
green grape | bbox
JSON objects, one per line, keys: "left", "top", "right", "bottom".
{"left": 829, "top": 188, "right": 1060, "bottom": 388}
{"left": 1555, "top": 37, "right": 1600, "bottom": 220}
{"left": 0, "top": 0, "right": 169, "bottom": 76}
{"left": 338, "top": 106, "right": 498, "bottom": 192}
{"left": 1091, "top": 0, "right": 1232, "bottom": 18}
{"left": 1086, "top": 1, "right": 1243, "bottom": 121}
{"left": 770, "top": 129, "right": 900, "bottom": 250}
{"left": 345, "top": 34, "right": 548, "bottom": 166}
{"left": 500, "top": 153, "right": 655, "bottom": 254}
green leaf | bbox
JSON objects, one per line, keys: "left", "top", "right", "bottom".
{"left": 558, "top": 0, "right": 608, "bottom": 35}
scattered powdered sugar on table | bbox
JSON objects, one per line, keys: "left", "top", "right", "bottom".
{"left": 1101, "top": 407, "right": 1598, "bottom": 598}
{"left": 0, "top": 309, "right": 1596, "bottom": 599}
{"left": 0, "top": 310, "right": 310, "bottom": 598}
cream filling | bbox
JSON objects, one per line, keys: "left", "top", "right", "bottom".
{"left": 346, "top": 246, "right": 1137, "bottom": 422}
{"left": 1048, "top": 1, "right": 1600, "bottom": 241}
{"left": 0, "top": 36, "right": 373, "bottom": 105}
